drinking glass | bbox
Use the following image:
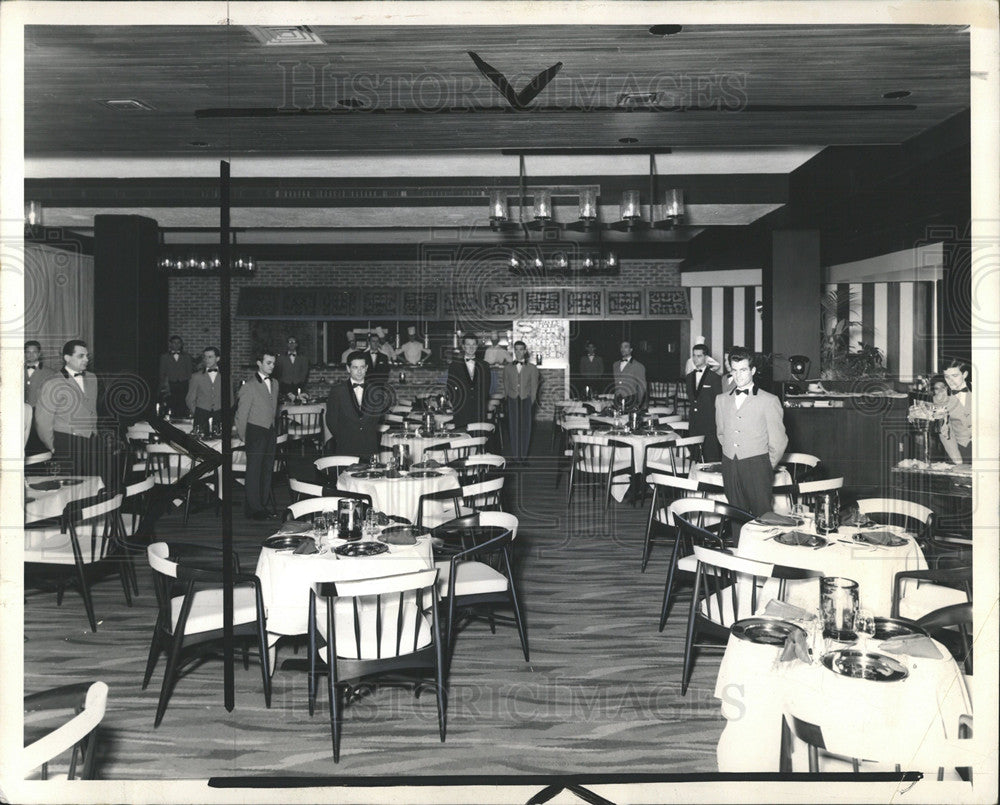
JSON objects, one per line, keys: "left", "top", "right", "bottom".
{"left": 855, "top": 608, "right": 875, "bottom": 649}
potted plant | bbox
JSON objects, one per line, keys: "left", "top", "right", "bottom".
{"left": 819, "top": 290, "right": 887, "bottom": 380}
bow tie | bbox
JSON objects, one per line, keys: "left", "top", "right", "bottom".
{"left": 734, "top": 388, "right": 750, "bottom": 395}
{"left": 206, "top": 368, "right": 218, "bottom": 373}
{"left": 287, "top": 352, "right": 296, "bottom": 356}
{"left": 695, "top": 368, "right": 704, "bottom": 373}
{"left": 73, "top": 372, "right": 85, "bottom": 378}
{"left": 514, "top": 360, "right": 524, "bottom": 365}
{"left": 352, "top": 383, "right": 364, "bottom": 389}
{"left": 948, "top": 388, "right": 967, "bottom": 396}
{"left": 171, "top": 351, "right": 179, "bottom": 356}
{"left": 26, "top": 364, "right": 38, "bottom": 370}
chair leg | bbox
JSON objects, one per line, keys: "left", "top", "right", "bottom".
{"left": 73, "top": 561, "right": 98, "bottom": 632}
{"left": 256, "top": 612, "right": 272, "bottom": 708}
{"left": 154, "top": 632, "right": 186, "bottom": 727}
{"left": 504, "top": 557, "right": 529, "bottom": 662}
{"left": 566, "top": 460, "right": 576, "bottom": 506}
{"left": 659, "top": 533, "right": 683, "bottom": 632}
{"left": 182, "top": 488, "right": 192, "bottom": 528}
{"left": 641, "top": 489, "right": 659, "bottom": 572}
{"left": 434, "top": 633, "right": 448, "bottom": 742}
{"left": 242, "top": 640, "right": 250, "bottom": 670}
{"left": 308, "top": 606, "right": 317, "bottom": 717}
{"left": 142, "top": 629, "right": 164, "bottom": 689}
{"left": 118, "top": 559, "right": 133, "bottom": 607}
{"left": 680, "top": 597, "right": 698, "bottom": 696}
{"left": 326, "top": 611, "right": 342, "bottom": 762}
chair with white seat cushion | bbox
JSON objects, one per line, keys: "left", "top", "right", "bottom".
{"left": 433, "top": 511, "right": 527, "bottom": 664}
{"left": 143, "top": 542, "right": 270, "bottom": 727}
{"left": 22, "top": 681, "right": 108, "bottom": 780}
{"left": 307, "top": 568, "right": 446, "bottom": 762}
{"left": 566, "top": 432, "right": 632, "bottom": 509}
{"left": 891, "top": 563, "right": 971, "bottom": 622}
{"left": 314, "top": 455, "right": 360, "bottom": 487}
{"left": 682, "top": 543, "right": 819, "bottom": 695}
{"left": 24, "top": 493, "right": 129, "bottom": 632}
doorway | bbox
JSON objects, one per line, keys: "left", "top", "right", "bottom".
{"left": 568, "top": 319, "right": 682, "bottom": 392}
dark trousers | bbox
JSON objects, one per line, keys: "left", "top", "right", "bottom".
{"left": 721, "top": 453, "right": 774, "bottom": 517}
{"left": 957, "top": 441, "right": 972, "bottom": 463}
{"left": 244, "top": 423, "right": 276, "bottom": 516}
{"left": 691, "top": 429, "right": 721, "bottom": 463}
{"left": 506, "top": 396, "right": 533, "bottom": 461}
{"left": 167, "top": 380, "right": 189, "bottom": 418}
{"left": 193, "top": 407, "right": 221, "bottom": 433}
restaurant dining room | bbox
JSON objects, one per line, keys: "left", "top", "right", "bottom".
{"left": 2, "top": 4, "right": 998, "bottom": 804}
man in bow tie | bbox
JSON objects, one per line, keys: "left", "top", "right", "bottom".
{"left": 578, "top": 341, "right": 605, "bottom": 392}
{"left": 715, "top": 346, "right": 788, "bottom": 516}
{"left": 186, "top": 346, "right": 225, "bottom": 434}
{"left": 324, "top": 352, "right": 384, "bottom": 461}
{"left": 940, "top": 359, "right": 972, "bottom": 464}
{"left": 685, "top": 343, "right": 723, "bottom": 461}
{"left": 502, "top": 340, "right": 540, "bottom": 463}
{"left": 235, "top": 348, "right": 280, "bottom": 520}
{"left": 275, "top": 336, "right": 310, "bottom": 397}
{"left": 448, "top": 334, "right": 490, "bottom": 428}
{"left": 24, "top": 340, "right": 57, "bottom": 453}
{"left": 158, "top": 335, "right": 194, "bottom": 418}
{"left": 34, "top": 339, "right": 101, "bottom": 477}
{"left": 612, "top": 340, "right": 647, "bottom": 408}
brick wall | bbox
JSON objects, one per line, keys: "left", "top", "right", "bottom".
{"left": 168, "top": 258, "right": 682, "bottom": 370}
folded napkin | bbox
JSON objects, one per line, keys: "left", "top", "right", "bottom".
{"left": 278, "top": 520, "right": 313, "bottom": 534}
{"left": 413, "top": 459, "right": 442, "bottom": 469}
{"left": 755, "top": 511, "right": 801, "bottom": 527}
{"left": 292, "top": 539, "right": 318, "bottom": 555}
{"left": 763, "top": 599, "right": 815, "bottom": 621}
{"left": 346, "top": 463, "right": 367, "bottom": 472}
{"left": 779, "top": 628, "right": 813, "bottom": 664}
{"left": 385, "top": 470, "right": 404, "bottom": 479}
{"left": 879, "top": 634, "right": 942, "bottom": 659}
{"left": 859, "top": 529, "right": 905, "bottom": 546}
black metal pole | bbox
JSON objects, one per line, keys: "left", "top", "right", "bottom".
{"left": 220, "top": 160, "right": 235, "bottom": 711}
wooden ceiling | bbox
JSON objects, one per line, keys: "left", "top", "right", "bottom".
{"left": 25, "top": 24, "right": 969, "bottom": 155}
{"left": 22, "top": 23, "right": 970, "bottom": 244}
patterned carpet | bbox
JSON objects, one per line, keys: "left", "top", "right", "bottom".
{"left": 22, "top": 438, "right": 725, "bottom": 784}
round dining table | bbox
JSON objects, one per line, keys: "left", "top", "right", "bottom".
{"left": 254, "top": 526, "right": 435, "bottom": 672}
{"left": 737, "top": 518, "right": 927, "bottom": 616}
{"left": 713, "top": 615, "right": 971, "bottom": 774}
{"left": 338, "top": 466, "right": 461, "bottom": 524}
{"left": 24, "top": 475, "right": 104, "bottom": 526}
{"left": 380, "top": 429, "right": 469, "bottom": 464}
{"left": 599, "top": 428, "right": 679, "bottom": 502}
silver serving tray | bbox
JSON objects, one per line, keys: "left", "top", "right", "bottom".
{"left": 263, "top": 535, "right": 309, "bottom": 550}
{"left": 821, "top": 650, "right": 909, "bottom": 682}
{"left": 775, "top": 531, "right": 826, "bottom": 548}
{"left": 334, "top": 540, "right": 389, "bottom": 558}
{"left": 731, "top": 617, "right": 807, "bottom": 646}
{"left": 873, "top": 617, "right": 928, "bottom": 641}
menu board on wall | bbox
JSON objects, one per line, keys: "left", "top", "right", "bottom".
{"left": 512, "top": 318, "right": 569, "bottom": 369}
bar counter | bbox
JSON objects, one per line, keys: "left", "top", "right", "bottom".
{"left": 298, "top": 363, "right": 567, "bottom": 417}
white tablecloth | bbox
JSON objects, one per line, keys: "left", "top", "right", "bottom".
{"left": 381, "top": 430, "right": 470, "bottom": 463}
{"left": 714, "top": 626, "right": 972, "bottom": 773}
{"left": 24, "top": 476, "right": 104, "bottom": 525}
{"left": 338, "top": 467, "right": 460, "bottom": 523}
{"left": 254, "top": 530, "right": 434, "bottom": 671}
{"left": 604, "top": 430, "right": 679, "bottom": 502}
{"left": 737, "top": 521, "right": 927, "bottom": 616}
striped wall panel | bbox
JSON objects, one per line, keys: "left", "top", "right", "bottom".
{"left": 687, "top": 285, "right": 763, "bottom": 365}
{"left": 825, "top": 281, "right": 935, "bottom": 380}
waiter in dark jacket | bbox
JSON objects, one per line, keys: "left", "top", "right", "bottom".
{"left": 685, "top": 343, "right": 723, "bottom": 462}
{"left": 447, "top": 334, "right": 490, "bottom": 428}
{"left": 158, "top": 335, "right": 195, "bottom": 417}
{"left": 324, "top": 352, "right": 385, "bottom": 461}
{"left": 185, "top": 346, "right": 224, "bottom": 434}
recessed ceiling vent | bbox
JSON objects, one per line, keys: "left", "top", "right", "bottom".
{"left": 96, "top": 99, "right": 156, "bottom": 111}
{"left": 246, "top": 26, "right": 326, "bottom": 46}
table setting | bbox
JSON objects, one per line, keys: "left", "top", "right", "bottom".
{"left": 381, "top": 426, "right": 468, "bottom": 464}
{"left": 338, "top": 459, "right": 460, "bottom": 523}
{"left": 713, "top": 591, "right": 972, "bottom": 773}
{"left": 24, "top": 474, "right": 105, "bottom": 526}
{"left": 736, "top": 510, "right": 927, "bottom": 616}
{"left": 254, "top": 513, "right": 435, "bottom": 670}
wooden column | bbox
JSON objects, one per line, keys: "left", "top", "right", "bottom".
{"left": 93, "top": 214, "right": 165, "bottom": 414}
{"left": 770, "top": 230, "right": 821, "bottom": 382}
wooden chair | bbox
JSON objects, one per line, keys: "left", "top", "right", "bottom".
{"left": 451, "top": 453, "right": 505, "bottom": 484}
{"left": 657, "top": 497, "right": 751, "bottom": 631}
{"left": 285, "top": 494, "right": 373, "bottom": 524}
{"left": 116, "top": 475, "right": 156, "bottom": 595}
{"left": 282, "top": 403, "right": 325, "bottom": 454}
{"left": 22, "top": 681, "right": 108, "bottom": 780}
{"left": 433, "top": 511, "right": 527, "bottom": 664}
{"left": 314, "top": 455, "right": 360, "bottom": 486}
{"left": 682, "top": 542, "right": 819, "bottom": 694}
{"left": 856, "top": 497, "right": 935, "bottom": 552}
{"left": 918, "top": 602, "right": 973, "bottom": 674}
{"left": 450, "top": 435, "right": 489, "bottom": 458}
{"left": 647, "top": 434, "right": 704, "bottom": 476}
{"left": 566, "top": 432, "right": 631, "bottom": 510}
{"left": 144, "top": 542, "right": 270, "bottom": 727}
{"left": 307, "top": 568, "right": 446, "bottom": 761}
{"left": 891, "top": 564, "right": 971, "bottom": 622}
{"left": 145, "top": 442, "right": 214, "bottom": 527}
{"left": 24, "top": 493, "right": 129, "bottom": 632}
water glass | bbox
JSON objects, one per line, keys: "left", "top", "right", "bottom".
{"left": 855, "top": 608, "right": 875, "bottom": 649}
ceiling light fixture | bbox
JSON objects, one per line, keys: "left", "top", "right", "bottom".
{"left": 648, "top": 25, "right": 683, "bottom": 36}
